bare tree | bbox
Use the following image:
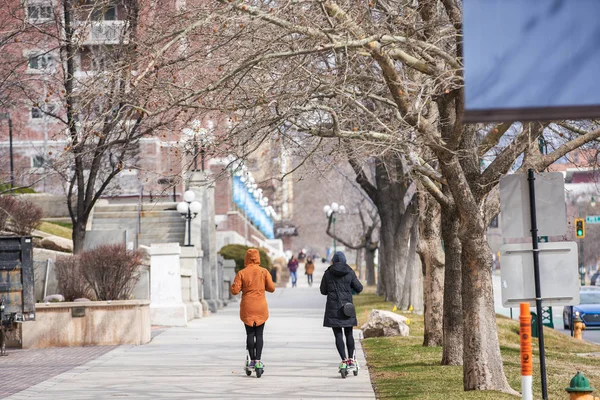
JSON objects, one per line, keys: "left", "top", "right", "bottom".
{"left": 179, "top": 0, "right": 600, "bottom": 393}
{"left": 1, "top": 0, "right": 222, "bottom": 252}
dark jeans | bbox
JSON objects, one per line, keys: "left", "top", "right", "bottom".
{"left": 245, "top": 323, "right": 265, "bottom": 360}
{"left": 332, "top": 327, "right": 355, "bottom": 360}
{"left": 307, "top": 274, "right": 313, "bottom": 285}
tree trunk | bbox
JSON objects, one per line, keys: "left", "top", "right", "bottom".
{"left": 461, "top": 233, "right": 513, "bottom": 393}
{"left": 351, "top": 155, "right": 412, "bottom": 301}
{"left": 441, "top": 206, "right": 463, "bottom": 365}
{"left": 72, "top": 217, "right": 87, "bottom": 254}
{"left": 400, "top": 219, "right": 422, "bottom": 311}
{"left": 418, "top": 195, "right": 444, "bottom": 347}
{"left": 384, "top": 200, "right": 416, "bottom": 305}
{"left": 377, "top": 215, "right": 396, "bottom": 300}
{"left": 355, "top": 248, "right": 363, "bottom": 280}
{"left": 365, "top": 246, "right": 376, "bottom": 286}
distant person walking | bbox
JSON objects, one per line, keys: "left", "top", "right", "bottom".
{"left": 320, "top": 251, "right": 363, "bottom": 371}
{"left": 231, "top": 248, "right": 276, "bottom": 370}
{"left": 288, "top": 255, "right": 299, "bottom": 287}
{"left": 305, "top": 256, "right": 315, "bottom": 286}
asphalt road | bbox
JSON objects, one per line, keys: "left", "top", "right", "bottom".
{"left": 493, "top": 274, "right": 600, "bottom": 344}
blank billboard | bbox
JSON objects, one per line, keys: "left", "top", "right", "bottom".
{"left": 463, "top": 0, "right": 600, "bottom": 122}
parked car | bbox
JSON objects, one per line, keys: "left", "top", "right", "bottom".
{"left": 563, "top": 286, "right": 600, "bottom": 329}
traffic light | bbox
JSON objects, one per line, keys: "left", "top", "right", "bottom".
{"left": 575, "top": 218, "right": 585, "bottom": 238}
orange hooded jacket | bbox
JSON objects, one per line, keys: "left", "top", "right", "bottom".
{"left": 230, "top": 249, "right": 276, "bottom": 326}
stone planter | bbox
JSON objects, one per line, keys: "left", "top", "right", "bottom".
{"left": 20, "top": 300, "right": 151, "bottom": 349}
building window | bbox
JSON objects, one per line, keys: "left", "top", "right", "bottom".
{"left": 28, "top": 53, "right": 53, "bottom": 70}
{"left": 31, "top": 106, "right": 43, "bottom": 119}
{"left": 31, "top": 104, "right": 57, "bottom": 119}
{"left": 27, "top": 2, "right": 52, "bottom": 22}
{"left": 80, "top": 46, "right": 113, "bottom": 72}
{"left": 32, "top": 155, "right": 45, "bottom": 168}
{"left": 91, "top": 5, "right": 116, "bottom": 20}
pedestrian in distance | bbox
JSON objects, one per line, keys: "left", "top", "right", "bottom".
{"left": 230, "top": 248, "right": 276, "bottom": 374}
{"left": 288, "top": 255, "right": 299, "bottom": 287}
{"left": 305, "top": 256, "right": 315, "bottom": 287}
{"left": 320, "top": 251, "right": 363, "bottom": 375}
{"left": 298, "top": 249, "right": 306, "bottom": 262}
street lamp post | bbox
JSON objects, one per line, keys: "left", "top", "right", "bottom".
{"left": 323, "top": 202, "right": 346, "bottom": 254}
{"left": 0, "top": 113, "right": 13, "bottom": 192}
{"left": 177, "top": 190, "right": 202, "bottom": 246}
{"left": 183, "top": 120, "right": 214, "bottom": 172}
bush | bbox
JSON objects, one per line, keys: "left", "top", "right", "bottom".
{"left": 10, "top": 199, "right": 43, "bottom": 235}
{"left": 80, "top": 244, "right": 142, "bottom": 301}
{"left": 219, "top": 244, "right": 273, "bottom": 273}
{"left": 0, "top": 196, "right": 43, "bottom": 235}
{"left": 55, "top": 255, "right": 91, "bottom": 301}
{"left": 0, "top": 196, "right": 16, "bottom": 232}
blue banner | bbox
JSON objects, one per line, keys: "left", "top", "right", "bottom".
{"left": 232, "top": 175, "right": 274, "bottom": 239}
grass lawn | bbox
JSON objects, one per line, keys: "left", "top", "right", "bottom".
{"left": 354, "top": 287, "right": 600, "bottom": 399}
{"left": 38, "top": 221, "right": 73, "bottom": 240}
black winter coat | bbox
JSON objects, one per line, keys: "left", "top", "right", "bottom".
{"left": 320, "top": 262, "right": 363, "bottom": 327}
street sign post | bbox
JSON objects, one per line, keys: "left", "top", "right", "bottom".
{"left": 500, "top": 242, "right": 580, "bottom": 307}
{"left": 500, "top": 172, "right": 566, "bottom": 238}
{"left": 499, "top": 170, "right": 572, "bottom": 400}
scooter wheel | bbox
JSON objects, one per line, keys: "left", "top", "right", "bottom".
{"left": 245, "top": 369, "right": 252, "bottom": 376}
{"left": 256, "top": 368, "right": 263, "bottom": 378}
{"left": 340, "top": 369, "right": 348, "bottom": 379}
{"left": 353, "top": 369, "right": 358, "bottom": 376}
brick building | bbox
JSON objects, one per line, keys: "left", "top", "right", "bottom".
{"left": 0, "top": 0, "right": 194, "bottom": 198}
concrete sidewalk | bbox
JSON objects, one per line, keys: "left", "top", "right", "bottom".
{"left": 9, "top": 262, "right": 375, "bottom": 399}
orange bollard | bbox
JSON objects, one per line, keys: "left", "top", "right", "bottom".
{"left": 520, "top": 303, "right": 533, "bottom": 400}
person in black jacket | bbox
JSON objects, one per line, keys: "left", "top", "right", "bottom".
{"left": 320, "top": 251, "right": 363, "bottom": 369}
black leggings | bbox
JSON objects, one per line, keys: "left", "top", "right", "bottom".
{"left": 332, "top": 327, "right": 355, "bottom": 360}
{"left": 245, "top": 323, "right": 265, "bottom": 360}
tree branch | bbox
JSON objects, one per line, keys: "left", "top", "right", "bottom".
{"left": 477, "top": 122, "right": 514, "bottom": 157}
{"left": 348, "top": 158, "right": 378, "bottom": 205}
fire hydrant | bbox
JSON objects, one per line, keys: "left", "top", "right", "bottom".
{"left": 566, "top": 371, "right": 599, "bottom": 399}
{"left": 574, "top": 315, "right": 586, "bottom": 340}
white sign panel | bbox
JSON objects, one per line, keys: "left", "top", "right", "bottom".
{"left": 500, "top": 242, "right": 579, "bottom": 307}
{"left": 500, "top": 172, "right": 566, "bottom": 238}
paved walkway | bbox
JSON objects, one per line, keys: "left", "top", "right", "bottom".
{"left": 0, "top": 346, "right": 117, "bottom": 399}
{"left": 9, "top": 261, "right": 375, "bottom": 399}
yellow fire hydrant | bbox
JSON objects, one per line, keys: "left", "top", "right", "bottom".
{"left": 574, "top": 315, "right": 586, "bottom": 340}
{"left": 566, "top": 371, "right": 599, "bottom": 399}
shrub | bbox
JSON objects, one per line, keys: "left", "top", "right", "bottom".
{"left": 54, "top": 255, "right": 92, "bottom": 301}
{"left": 0, "top": 196, "right": 43, "bottom": 235}
{"left": 0, "top": 196, "right": 16, "bottom": 232}
{"left": 219, "top": 244, "right": 273, "bottom": 273}
{"left": 10, "top": 199, "right": 43, "bottom": 235}
{"left": 80, "top": 244, "right": 142, "bottom": 301}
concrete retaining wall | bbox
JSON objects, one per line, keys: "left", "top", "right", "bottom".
{"left": 21, "top": 300, "right": 151, "bottom": 349}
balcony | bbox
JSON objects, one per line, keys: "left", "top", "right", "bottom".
{"left": 74, "top": 20, "right": 129, "bottom": 45}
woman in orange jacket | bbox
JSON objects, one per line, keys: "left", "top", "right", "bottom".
{"left": 305, "top": 256, "right": 315, "bottom": 286}
{"left": 230, "top": 248, "right": 276, "bottom": 368}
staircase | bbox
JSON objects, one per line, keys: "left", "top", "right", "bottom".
{"left": 90, "top": 202, "right": 185, "bottom": 247}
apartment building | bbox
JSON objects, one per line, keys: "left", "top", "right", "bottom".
{"left": 0, "top": 0, "right": 185, "bottom": 197}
